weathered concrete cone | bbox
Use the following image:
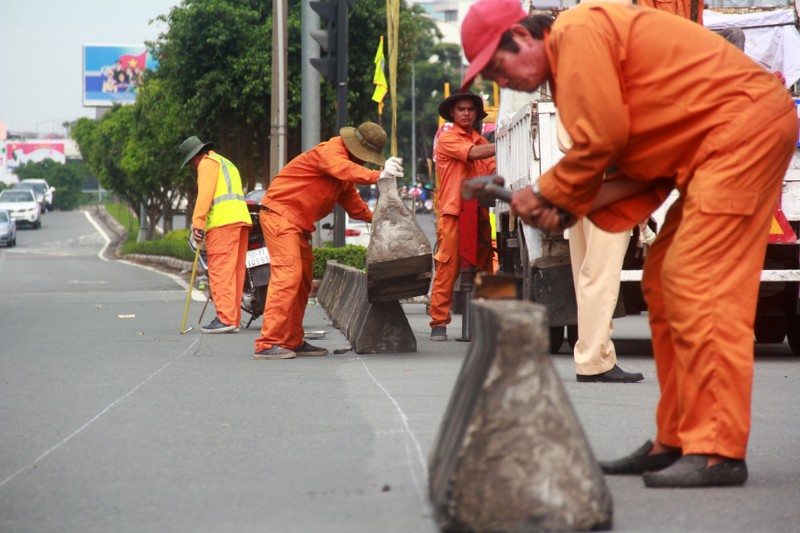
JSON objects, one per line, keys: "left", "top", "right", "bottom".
{"left": 428, "top": 299, "right": 613, "bottom": 532}
{"left": 366, "top": 174, "right": 433, "bottom": 303}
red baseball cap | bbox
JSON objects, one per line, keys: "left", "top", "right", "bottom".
{"left": 460, "top": 0, "right": 528, "bottom": 91}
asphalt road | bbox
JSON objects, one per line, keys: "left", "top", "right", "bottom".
{"left": 1, "top": 210, "right": 798, "bottom": 532}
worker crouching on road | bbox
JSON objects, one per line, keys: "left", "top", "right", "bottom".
{"left": 179, "top": 136, "right": 252, "bottom": 334}
{"left": 429, "top": 92, "right": 497, "bottom": 342}
{"left": 254, "top": 122, "right": 403, "bottom": 360}
{"left": 460, "top": 0, "right": 798, "bottom": 487}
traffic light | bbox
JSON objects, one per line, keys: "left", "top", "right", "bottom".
{"left": 309, "top": 0, "right": 346, "bottom": 84}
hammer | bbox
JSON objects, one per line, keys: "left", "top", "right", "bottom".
{"left": 461, "top": 175, "right": 512, "bottom": 203}
{"left": 462, "top": 174, "right": 578, "bottom": 228}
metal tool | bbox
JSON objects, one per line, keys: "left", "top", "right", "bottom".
{"left": 180, "top": 236, "right": 203, "bottom": 334}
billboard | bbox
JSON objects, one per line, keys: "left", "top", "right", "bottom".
{"left": 5, "top": 141, "right": 66, "bottom": 171}
{"left": 82, "top": 44, "right": 158, "bottom": 107}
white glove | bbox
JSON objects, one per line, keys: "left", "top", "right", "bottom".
{"left": 380, "top": 156, "right": 404, "bottom": 179}
{"left": 640, "top": 225, "right": 656, "bottom": 246}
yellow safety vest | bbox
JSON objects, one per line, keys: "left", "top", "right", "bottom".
{"left": 206, "top": 153, "right": 251, "bottom": 230}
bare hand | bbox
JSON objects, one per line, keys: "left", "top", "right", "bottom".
{"left": 510, "top": 187, "right": 564, "bottom": 231}
{"left": 192, "top": 227, "right": 205, "bottom": 242}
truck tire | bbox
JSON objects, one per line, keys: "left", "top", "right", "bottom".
{"left": 550, "top": 327, "right": 564, "bottom": 353}
{"left": 567, "top": 324, "right": 578, "bottom": 350}
{"left": 785, "top": 315, "right": 800, "bottom": 356}
{"left": 754, "top": 316, "right": 786, "bottom": 344}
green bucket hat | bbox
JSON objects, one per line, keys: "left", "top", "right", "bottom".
{"left": 178, "top": 136, "right": 214, "bottom": 168}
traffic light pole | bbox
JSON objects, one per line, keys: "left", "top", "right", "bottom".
{"left": 332, "top": 0, "right": 349, "bottom": 248}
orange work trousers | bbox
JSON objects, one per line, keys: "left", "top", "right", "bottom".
{"left": 641, "top": 107, "right": 798, "bottom": 460}
{"left": 254, "top": 210, "right": 313, "bottom": 352}
{"left": 206, "top": 223, "right": 249, "bottom": 328}
{"left": 429, "top": 213, "right": 494, "bottom": 328}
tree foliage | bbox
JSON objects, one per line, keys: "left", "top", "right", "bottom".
{"left": 71, "top": 0, "right": 463, "bottom": 234}
{"left": 13, "top": 159, "right": 86, "bottom": 211}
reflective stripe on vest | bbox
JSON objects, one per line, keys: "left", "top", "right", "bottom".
{"left": 206, "top": 153, "right": 251, "bottom": 231}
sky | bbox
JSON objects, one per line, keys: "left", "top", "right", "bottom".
{"left": 1, "top": 0, "right": 180, "bottom": 137}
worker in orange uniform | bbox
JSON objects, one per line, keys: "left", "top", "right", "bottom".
{"left": 460, "top": 0, "right": 798, "bottom": 487}
{"left": 253, "top": 122, "right": 403, "bottom": 360}
{"left": 429, "top": 92, "right": 496, "bottom": 342}
{"left": 179, "top": 136, "right": 252, "bottom": 333}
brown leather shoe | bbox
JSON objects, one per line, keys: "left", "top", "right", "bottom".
{"left": 599, "top": 440, "right": 682, "bottom": 475}
{"left": 643, "top": 454, "right": 748, "bottom": 488}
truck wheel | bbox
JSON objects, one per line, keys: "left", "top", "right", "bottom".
{"left": 754, "top": 317, "right": 786, "bottom": 344}
{"left": 550, "top": 326, "right": 564, "bottom": 353}
{"left": 567, "top": 324, "right": 578, "bottom": 350}
{"left": 785, "top": 315, "right": 800, "bottom": 356}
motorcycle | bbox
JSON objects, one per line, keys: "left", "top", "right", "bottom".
{"left": 189, "top": 194, "right": 271, "bottom": 329}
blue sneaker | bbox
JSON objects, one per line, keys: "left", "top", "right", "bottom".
{"left": 201, "top": 317, "right": 237, "bottom": 334}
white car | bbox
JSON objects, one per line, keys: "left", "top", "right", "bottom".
{"left": 0, "top": 189, "right": 41, "bottom": 229}
{"left": 322, "top": 214, "right": 371, "bottom": 247}
{"left": 15, "top": 179, "right": 54, "bottom": 212}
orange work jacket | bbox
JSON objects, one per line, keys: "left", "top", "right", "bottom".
{"left": 637, "top": 0, "right": 702, "bottom": 25}
{"left": 262, "top": 137, "right": 380, "bottom": 232}
{"left": 538, "top": 3, "right": 795, "bottom": 231}
{"left": 434, "top": 124, "right": 496, "bottom": 217}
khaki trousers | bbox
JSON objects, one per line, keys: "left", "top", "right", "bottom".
{"left": 569, "top": 218, "right": 630, "bottom": 375}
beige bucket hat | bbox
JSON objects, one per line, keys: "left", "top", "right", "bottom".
{"left": 340, "top": 122, "right": 387, "bottom": 166}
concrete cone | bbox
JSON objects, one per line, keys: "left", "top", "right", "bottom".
{"left": 428, "top": 299, "right": 613, "bottom": 532}
{"left": 366, "top": 175, "right": 432, "bottom": 302}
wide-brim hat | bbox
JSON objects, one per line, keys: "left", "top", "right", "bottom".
{"left": 438, "top": 92, "right": 489, "bottom": 123}
{"left": 178, "top": 136, "right": 214, "bottom": 168}
{"left": 340, "top": 122, "right": 387, "bottom": 166}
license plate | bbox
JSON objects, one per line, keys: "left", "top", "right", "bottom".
{"left": 246, "top": 247, "right": 270, "bottom": 267}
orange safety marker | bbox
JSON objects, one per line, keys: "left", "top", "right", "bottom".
{"left": 768, "top": 204, "right": 796, "bottom": 244}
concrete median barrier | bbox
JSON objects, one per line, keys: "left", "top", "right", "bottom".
{"left": 317, "top": 261, "right": 416, "bottom": 354}
{"left": 428, "top": 299, "right": 613, "bottom": 532}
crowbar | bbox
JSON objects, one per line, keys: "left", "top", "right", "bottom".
{"left": 180, "top": 236, "right": 203, "bottom": 334}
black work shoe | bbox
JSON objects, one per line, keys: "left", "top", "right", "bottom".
{"left": 293, "top": 342, "right": 328, "bottom": 356}
{"left": 600, "top": 440, "right": 682, "bottom": 475}
{"left": 643, "top": 454, "right": 748, "bottom": 488}
{"left": 254, "top": 345, "right": 296, "bottom": 360}
{"left": 201, "top": 317, "right": 238, "bottom": 334}
{"left": 431, "top": 326, "right": 447, "bottom": 341}
{"left": 577, "top": 365, "right": 644, "bottom": 383}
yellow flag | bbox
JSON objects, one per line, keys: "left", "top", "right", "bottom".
{"left": 372, "top": 36, "right": 388, "bottom": 104}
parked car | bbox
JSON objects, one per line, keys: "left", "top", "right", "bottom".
{"left": 0, "top": 189, "right": 41, "bottom": 229}
{"left": 0, "top": 209, "right": 16, "bottom": 246}
{"left": 322, "top": 214, "right": 371, "bottom": 247}
{"left": 11, "top": 180, "right": 52, "bottom": 213}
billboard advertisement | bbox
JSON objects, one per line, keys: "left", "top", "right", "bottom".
{"left": 82, "top": 44, "right": 158, "bottom": 107}
{"left": 5, "top": 141, "right": 66, "bottom": 171}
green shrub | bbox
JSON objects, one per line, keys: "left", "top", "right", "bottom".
{"left": 121, "top": 239, "right": 195, "bottom": 261}
{"left": 313, "top": 245, "right": 367, "bottom": 279}
{"left": 164, "top": 228, "right": 190, "bottom": 242}
{"left": 104, "top": 202, "right": 139, "bottom": 241}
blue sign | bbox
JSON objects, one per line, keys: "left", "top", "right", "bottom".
{"left": 83, "top": 44, "right": 158, "bottom": 107}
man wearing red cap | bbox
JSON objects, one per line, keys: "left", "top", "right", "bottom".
{"left": 459, "top": 0, "right": 798, "bottom": 488}
{"left": 429, "top": 92, "right": 496, "bottom": 341}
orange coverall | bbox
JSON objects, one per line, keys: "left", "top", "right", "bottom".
{"left": 254, "top": 137, "right": 379, "bottom": 352}
{"left": 537, "top": 4, "right": 798, "bottom": 459}
{"left": 430, "top": 124, "right": 496, "bottom": 329}
{"left": 192, "top": 152, "right": 251, "bottom": 328}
